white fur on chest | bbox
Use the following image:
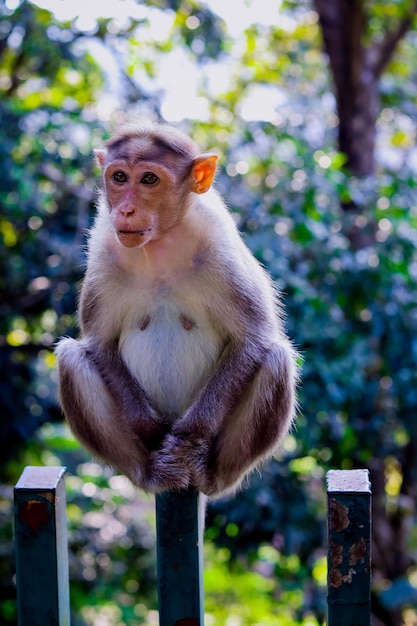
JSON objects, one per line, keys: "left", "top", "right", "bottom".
{"left": 119, "top": 300, "right": 223, "bottom": 418}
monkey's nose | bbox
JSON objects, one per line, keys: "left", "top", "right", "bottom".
{"left": 120, "top": 206, "right": 135, "bottom": 216}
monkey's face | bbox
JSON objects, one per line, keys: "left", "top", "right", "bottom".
{"left": 102, "top": 159, "right": 191, "bottom": 249}
{"left": 95, "top": 132, "right": 218, "bottom": 249}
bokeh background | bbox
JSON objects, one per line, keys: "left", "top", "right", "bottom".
{"left": 1, "top": 1, "right": 417, "bottom": 624}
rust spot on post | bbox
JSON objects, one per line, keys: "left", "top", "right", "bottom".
{"left": 329, "top": 568, "right": 343, "bottom": 588}
{"left": 330, "top": 543, "right": 343, "bottom": 568}
{"left": 329, "top": 566, "right": 356, "bottom": 588}
{"left": 18, "top": 500, "right": 50, "bottom": 533}
{"left": 329, "top": 543, "right": 343, "bottom": 588}
{"left": 349, "top": 537, "right": 366, "bottom": 566}
{"left": 341, "top": 568, "right": 355, "bottom": 585}
{"left": 329, "top": 541, "right": 357, "bottom": 588}
{"left": 329, "top": 498, "right": 349, "bottom": 532}
{"left": 174, "top": 620, "right": 200, "bottom": 626}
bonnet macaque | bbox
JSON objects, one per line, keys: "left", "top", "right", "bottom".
{"left": 55, "top": 120, "right": 298, "bottom": 497}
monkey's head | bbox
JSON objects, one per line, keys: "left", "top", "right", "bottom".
{"left": 94, "top": 121, "right": 218, "bottom": 248}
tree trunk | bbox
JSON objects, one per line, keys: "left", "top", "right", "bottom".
{"left": 314, "top": 0, "right": 417, "bottom": 180}
{"left": 314, "top": 0, "right": 377, "bottom": 177}
{"left": 337, "top": 67, "right": 379, "bottom": 178}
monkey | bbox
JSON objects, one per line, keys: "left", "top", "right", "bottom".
{"left": 55, "top": 119, "right": 299, "bottom": 498}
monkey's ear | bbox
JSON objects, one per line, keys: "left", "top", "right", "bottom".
{"left": 94, "top": 149, "right": 107, "bottom": 170}
{"left": 191, "top": 154, "right": 218, "bottom": 194}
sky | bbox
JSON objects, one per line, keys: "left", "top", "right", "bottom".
{"left": 22, "top": 0, "right": 286, "bottom": 122}
{"left": 29, "top": 0, "right": 282, "bottom": 36}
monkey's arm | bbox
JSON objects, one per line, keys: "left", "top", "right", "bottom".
{"left": 172, "top": 340, "right": 296, "bottom": 496}
{"left": 174, "top": 341, "right": 266, "bottom": 437}
{"left": 152, "top": 260, "right": 298, "bottom": 496}
{"left": 56, "top": 337, "right": 190, "bottom": 491}
{"left": 85, "top": 341, "right": 170, "bottom": 449}
{"left": 174, "top": 258, "right": 288, "bottom": 437}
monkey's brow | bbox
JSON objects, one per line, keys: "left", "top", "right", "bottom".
{"left": 108, "top": 135, "right": 192, "bottom": 161}
{"left": 109, "top": 156, "right": 176, "bottom": 171}
{"left": 131, "top": 156, "right": 168, "bottom": 166}
{"left": 152, "top": 136, "right": 192, "bottom": 158}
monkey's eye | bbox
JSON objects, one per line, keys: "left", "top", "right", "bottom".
{"left": 112, "top": 171, "right": 128, "bottom": 184}
{"left": 140, "top": 172, "right": 159, "bottom": 185}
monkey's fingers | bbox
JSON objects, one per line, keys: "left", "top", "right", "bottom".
{"left": 182, "top": 440, "right": 218, "bottom": 495}
{"left": 158, "top": 433, "right": 218, "bottom": 496}
{"left": 146, "top": 436, "right": 191, "bottom": 491}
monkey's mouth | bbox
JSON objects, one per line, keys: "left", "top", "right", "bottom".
{"left": 117, "top": 229, "right": 152, "bottom": 248}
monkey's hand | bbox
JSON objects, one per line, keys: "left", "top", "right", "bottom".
{"left": 84, "top": 340, "right": 169, "bottom": 450}
{"left": 152, "top": 431, "right": 220, "bottom": 495}
{"left": 146, "top": 434, "right": 192, "bottom": 491}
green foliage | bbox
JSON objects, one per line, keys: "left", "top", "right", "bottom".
{"left": 204, "top": 543, "right": 323, "bottom": 626}
{"left": 0, "top": 1, "right": 105, "bottom": 467}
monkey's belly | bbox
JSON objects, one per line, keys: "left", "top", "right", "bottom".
{"left": 118, "top": 309, "right": 223, "bottom": 418}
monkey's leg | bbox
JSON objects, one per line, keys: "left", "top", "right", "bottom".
{"left": 85, "top": 341, "right": 193, "bottom": 491}
{"left": 190, "top": 342, "right": 296, "bottom": 496}
{"left": 56, "top": 338, "right": 148, "bottom": 485}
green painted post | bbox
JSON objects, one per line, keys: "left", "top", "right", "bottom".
{"left": 327, "top": 469, "right": 371, "bottom": 626}
{"left": 156, "top": 489, "right": 205, "bottom": 626}
{"left": 14, "top": 466, "right": 70, "bottom": 626}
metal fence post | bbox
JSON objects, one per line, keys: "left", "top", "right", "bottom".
{"left": 156, "top": 489, "right": 205, "bottom": 626}
{"left": 14, "top": 466, "right": 70, "bottom": 626}
{"left": 327, "top": 469, "right": 372, "bottom": 626}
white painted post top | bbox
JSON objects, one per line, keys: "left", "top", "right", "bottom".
{"left": 327, "top": 469, "right": 371, "bottom": 493}
{"left": 15, "top": 466, "right": 67, "bottom": 491}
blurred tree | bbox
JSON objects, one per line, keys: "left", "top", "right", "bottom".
{"left": 314, "top": 0, "right": 417, "bottom": 178}
{"left": 0, "top": 1, "right": 102, "bottom": 470}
